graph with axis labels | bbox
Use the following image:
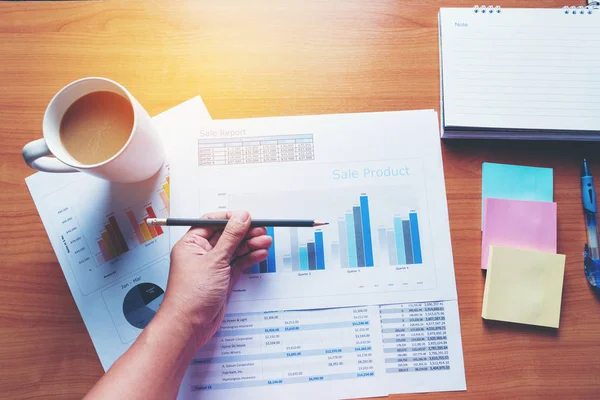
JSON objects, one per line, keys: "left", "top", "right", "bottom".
{"left": 171, "top": 110, "right": 458, "bottom": 313}
{"left": 199, "top": 181, "right": 445, "bottom": 311}
{"left": 244, "top": 191, "right": 423, "bottom": 274}
{"left": 49, "top": 169, "right": 172, "bottom": 295}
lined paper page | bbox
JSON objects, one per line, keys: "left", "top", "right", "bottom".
{"left": 440, "top": 8, "right": 600, "bottom": 132}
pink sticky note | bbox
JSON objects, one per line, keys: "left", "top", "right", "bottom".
{"left": 482, "top": 198, "right": 557, "bottom": 269}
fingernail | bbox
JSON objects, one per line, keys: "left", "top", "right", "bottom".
{"left": 232, "top": 211, "right": 250, "bottom": 223}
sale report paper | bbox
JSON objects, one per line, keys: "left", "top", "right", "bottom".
{"left": 25, "top": 99, "right": 465, "bottom": 398}
{"left": 170, "top": 110, "right": 458, "bottom": 313}
{"left": 177, "top": 300, "right": 465, "bottom": 399}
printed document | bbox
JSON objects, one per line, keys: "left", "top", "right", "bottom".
{"left": 178, "top": 300, "right": 465, "bottom": 399}
{"left": 26, "top": 100, "right": 465, "bottom": 398}
{"left": 25, "top": 97, "right": 211, "bottom": 369}
{"left": 170, "top": 110, "right": 458, "bottom": 313}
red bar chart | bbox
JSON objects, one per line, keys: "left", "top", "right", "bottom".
{"left": 126, "top": 203, "right": 165, "bottom": 246}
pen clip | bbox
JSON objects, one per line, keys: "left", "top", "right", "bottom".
{"left": 581, "top": 175, "right": 597, "bottom": 213}
{"left": 583, "top": 243, "right": 600, "bottom": 289}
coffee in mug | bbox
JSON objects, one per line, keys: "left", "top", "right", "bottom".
{"left": 22, "top": 77, "right": 165, "bottom": 182}
{"left": 60, "top": 91, "right": 134, "bottom": 165}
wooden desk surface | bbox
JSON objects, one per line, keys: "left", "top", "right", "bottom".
{"left": 1, "top": 1, "right": 600, "bottom": 398}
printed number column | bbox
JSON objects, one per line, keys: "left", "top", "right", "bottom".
{"left": 424, "top": 302, "right": 450, "bottom": 371}
{"left": 261, "top": 139, "right": 279, "bottom": 163}
{"left": 380, "top": 303, "right": 430, "bottom": 373}
{"left": 225, "top": 142, "right": 244, "bottom": 165}
{"left": 244, "top": 141, "right": 262, "bottom": 164}
{"left": 279, "top": 310, "right": 304, "bottom": 382}
{"left": 278, "top": 138, "right": 297, "bottom": 162}
{"left": 260, "top": 311, "right": 285, "bottom": 385}
{"left": 295, "top": 135, "right": 314, "bottom": 161}
{"left": 350, "top": 307, "right": 376, "bottom": 379}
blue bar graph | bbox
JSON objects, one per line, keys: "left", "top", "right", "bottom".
{"left": 338, "top": 219, "right": 349, "bottom": 268}
{"left": 244, "top": 194, "right": 422, "bottom": 273}
{"left": 259, "top": 260, "right": 268, "bottom": 273}
{"left": 409, "top": 211, "right": 422, "bottom": 264}
{"left": 299, "top": 246, "right": 309, "bottom": 271}
{"left": 402, "top": 220, "right": 414, "bottom": 264}
{"left": 267, "top": 226, "right": 276, "bottom": 273}
{"left": 290, "top": 227, "right": 300, "bottom": 271}
{"left": 376, "top": 210, "right": 423, "bottom": 267}
{"left": 377, "top": 226, "right": 387, "bottom": 250}
{"left": 315, "top": 231, "right": 325, "bottom": 270}
{"left": 331, "top": 242, "right": 340, "bottom": 264}
{"left": 393, "top": 216, "right": 406, "bottom": 265}
{"left": 352, "top": 206, "right": 365, "bottom": 267}
{"left": 386, "top": 229, "right": 398, "bottom": 265}
{"left": 359, "top": 195, "right": 374, "bottom": 267}
{"left": 283, "top": 256, "right": 292, "bottom": 269}
{"left": 345, "top": 212, "right": 358, "bottom": 268}
{"left": 307, "top": 242, "right": 317, "bottom": 270}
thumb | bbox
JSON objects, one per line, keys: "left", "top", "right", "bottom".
{"left": 212, "top": 211, "right": 251, "bottom": 262}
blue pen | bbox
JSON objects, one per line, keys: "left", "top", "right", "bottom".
{"left": 582, "top": 159, "right": 600, "bottom": 259}
{"left": 582, "top": 159, "right": 600, "bottom": 288}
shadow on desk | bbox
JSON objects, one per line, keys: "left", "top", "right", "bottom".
{"left": 482, "top": 319, "right": 559, "bottom": 338}
{"left": 441, "top": 138, "right": 600, "bottom": 173}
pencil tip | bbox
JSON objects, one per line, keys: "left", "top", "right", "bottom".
{"left": 314, "top": 220, "right": 329, "bottom": 226}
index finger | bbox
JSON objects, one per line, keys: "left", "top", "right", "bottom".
{"left": 186, "top": 210, "right": 234, "bottom": 239}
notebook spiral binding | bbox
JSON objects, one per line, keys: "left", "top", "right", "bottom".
{"left": 472, "top": 5, "right": 596, "bottom": 14}
{"left": 562, "top": 5, "right": 594, "bottom": 14}
{"left": 472, "top": 5, "right": 501, "bottom": 13}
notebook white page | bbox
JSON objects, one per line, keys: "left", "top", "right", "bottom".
{"left": 440, "top": 7, "right": 600, "bottom": 133}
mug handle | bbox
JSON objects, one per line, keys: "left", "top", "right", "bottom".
{"left": 22, "top": 139, "right": 79, "bottom": 173}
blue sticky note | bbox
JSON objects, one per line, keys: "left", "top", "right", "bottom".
{"left": 482, "top": 162, "right": 553, "bottom": 229}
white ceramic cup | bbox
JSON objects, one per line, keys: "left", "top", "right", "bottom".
{"left": 22, "top": 77, "right": 165, "bottom": 183}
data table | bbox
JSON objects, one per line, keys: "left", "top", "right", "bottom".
{"left": 198, "top": 134, "right": 315, "bottom": 166}
{"left": 380, "top": 301, "right": 451, "bottom": 373}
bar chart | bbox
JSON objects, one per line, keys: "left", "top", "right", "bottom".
{"left": 244, "top": 191, "right": 423, "bottom": 274}
{"left": 94, "top": 176, "right": 171, "bottom": 264}
{"left": 248, "top": 227, "right": 327, "bottom": 273}
{"left": 158, "top": 176, "right": 170, "bottom": 215}
{"left": 96, "top": 214, "right": 130, "bottom": 264}
{"left": 376, "top": 211, "right": 422, "bottom": 266}
{"left": 126, "top": 204, "right": 165, "bottom": 246}
{"left": 46, "top": 165, "right": 173, "bottom": 295}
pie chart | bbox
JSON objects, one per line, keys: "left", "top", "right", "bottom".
{"left": 122, "top": 282, "right": 165, "bottom": 329}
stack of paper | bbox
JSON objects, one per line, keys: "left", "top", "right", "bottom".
{"left": 25, "top": 99, "right": 467, "bottom": 399}
{"left": 480, "top": 163, "right": 566, "bottom": 328}
{"left": 170, "top": 108, "right": 467, "bottom": 398}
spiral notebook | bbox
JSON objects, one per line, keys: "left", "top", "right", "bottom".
{"left": 439, "top": 6, "right": 600, "bottom": 140}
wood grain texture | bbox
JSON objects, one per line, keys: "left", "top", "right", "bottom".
{"left": 1, "top": 1, "right": 600, "bottom": 399}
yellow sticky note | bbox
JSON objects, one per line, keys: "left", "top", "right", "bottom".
{"left": 482, "top": 246, "right": 566, "bottom": 328}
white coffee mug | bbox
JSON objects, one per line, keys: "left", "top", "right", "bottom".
{"left": 22, "top": 77, "right": 165, "bottom": 183}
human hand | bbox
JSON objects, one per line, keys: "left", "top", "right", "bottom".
{"left": 161, "top": 211, "right": 271, "bottom": 351}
